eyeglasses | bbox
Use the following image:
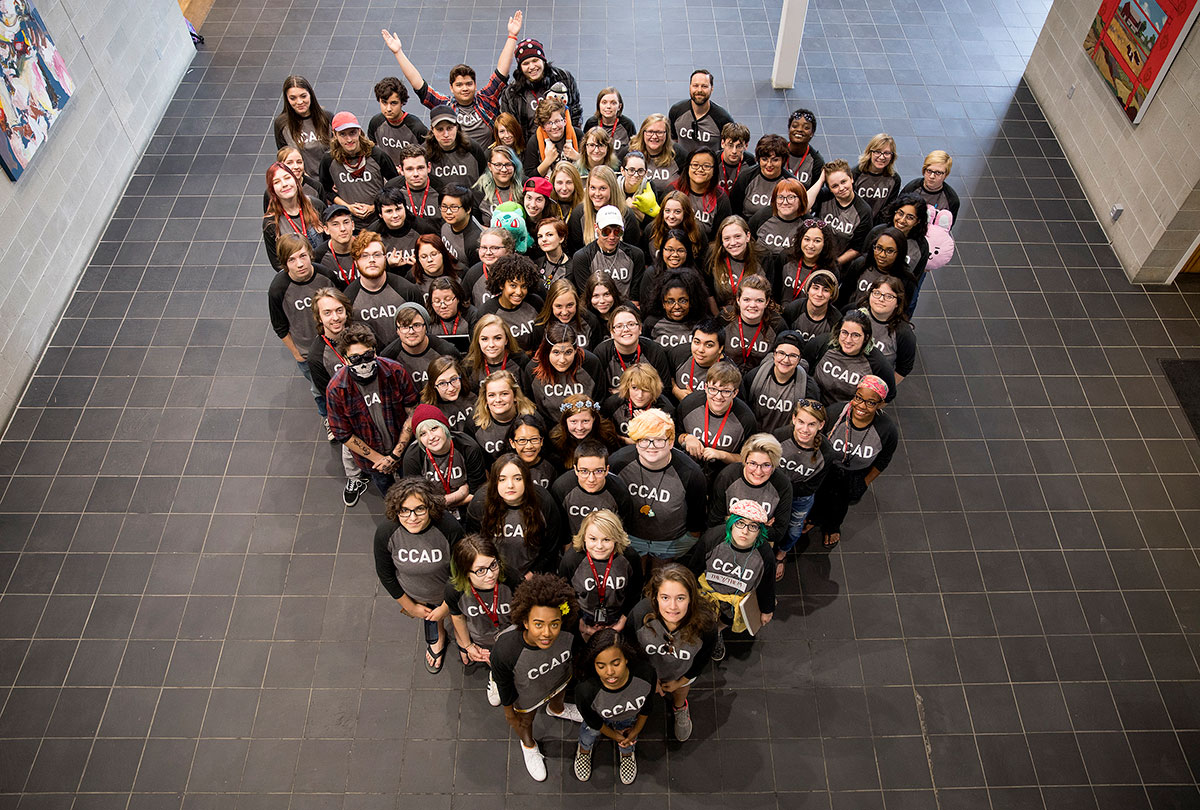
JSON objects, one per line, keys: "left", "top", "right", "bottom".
{"left": 586, "top": 142, "right": 606, "bottom": 151}
{"left": 870, "top": 289, "right": 898, "bottom": 302}
{"left": 924, "top": 168, "right": 947, "bottom": 177}
{"left": 873, "top": 245, "right": 898, "bottom": 256}
{"left": 624, "top": 167, "right": 647, "bottom": 176}
{"left": 894, "top": 210, "right": 918, "bottom": 223}
{"left": 690, "top": 164, "right": 714, "bottom": 174}
{"left": 511, "top": 436, "right": 543, "bottom": 448}
{"left": 644, "top": 130, "right": 667, "bottom": 137}
{"left": 663, "top": 247, "right": 688, "bottom": 256}
{"left": 745, "top": 460, "right": 773, "bottom": 471}
{"left": 852, "top": 393, "right": 883, "bottom": 406}
{"left": 396, "top": 504, "right": 429, "bottom": 518}
{"left": 733, "top": 519, "right": 762, "bottom": 532}
{"left": 774, "top": 349, "right": 801, "bottom": 362}
{"left": 612, "top": 321, "right": 639, "bottom": 333}
{"left": 870, "top": 149, "right": 894, "bottom": 158}
{"left": 469, "top": 560, "right": 500, "bottom": 577}
{"left": 478, "top": 245, "right": 503, "bottom": 254}
{"left": 489, "top": 161, "right": 514, "bottom": 169}
{"left": 664, "top": 294, "right": 690, "bottom": 304}
{"left": 777, "top": 194, "right": 800, "bottom": 204}
{"left": 575, "top": 466, "right": 608, "bottom": 478}
{"left": 838, "top": 329, "right": 864, "bottom": 340}
{"left": 440, "top": 203, "right": 463, "bottom": 212}
{"left": 636, "top": 437, "right": 669, "bottom": 449}
{"left": 359, "top": 251, "right": 385, "bottom": 260}
{"left": 434, "top": 375, "right": 461, "bottom": 389}
{"left": 708, "top": 387, "right": 736, "bottom": 398}
{"left": 399, "top": 322, "right": 426, "bottom": 332}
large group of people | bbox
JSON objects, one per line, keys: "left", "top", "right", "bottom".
{"left": 262, "top": 9, "right": 961, "bottom": 786}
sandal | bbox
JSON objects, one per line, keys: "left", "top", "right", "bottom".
{"left": 775, "top": 550, "right": 787, "bottom": 582}
{"left": 823, "top": 532, "right": 840, "bottom": 551}
{"left": 425, "top": 642, "right": 446, "bottom": 674}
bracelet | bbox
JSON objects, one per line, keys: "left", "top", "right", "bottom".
{"left": 507, "top": 34, "right": 517, "bottom": 40}
{"left": 388, "top": 450, "right": 400, "bottom": 461}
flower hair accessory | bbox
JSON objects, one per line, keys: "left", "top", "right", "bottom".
{"left": 560, "top": 399, "right": 599, "bottom": 413}
{"left": 558, "top": 601, "right": 570, "bottom": 615}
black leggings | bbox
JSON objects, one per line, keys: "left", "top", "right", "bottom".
{"left": 809, "top": 466, "right": 870, "bottom": 534}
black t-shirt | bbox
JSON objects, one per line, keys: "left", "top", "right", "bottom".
{"left": 681, "top": 525, "right": 777, "bottom": 614}
{"left": 319, "top": 148, "right": 398, "bottom": 215}
{"left": 559, "top": 547, "right": 643, "bottom": 620}
{"left": 802, "top": 337, "right": 896, "bottom": 406}
{"left": 772, "top": 427, "right": 834, "bottom": 497}
{"left": 675, "top": 391, "right": 759, "bottom": 475}
{"left": 785, "top": 145, "right": 824, "bottom": 186}
{"left": 723, "top": 315, "right": 786, "bottom": 372}
{"left": 592, "top": 337, "right": 673, "bottom": 392}
{"left": 266, "top": 267, "right": 337, "bottom": 358}
{"left": 784, "top": 297, "right": 841, "bottom": 343}
{"left": 625, "top": 598, "right": 716, "bottom": 682}
{"left": 441, "top": 220, "right": 483, "bottom": 271}
{"left": 750, "top": 210, "right": 803, "bottom": 260}
{"left": 490, "top": 625, "right": 576, "bottom": 709}
{"left": 823, "top": 401, "right": 899, "bottom": 473}
{"left": 344, "top": 274, "right": 423, "bottom": 346}
{"left": 575, "top": 659, "right": 656, "bottom": 730}
{"left": 602, "top": 394, "right": 675, "bottom": 441}
{"left": 428, "top": 141, "right": 488, "bottom": 187}
{"left": 706, "top": 464, "right": 793, "bottom": 548}
{"left": 813, "top": 190, "right": 873, "bottom": 258}
{"left": 400, "top": 433, "right": 487, "bottom": 503}
{"left": 668, "top": 99, "right": 733, "bottom": 156}
{"left": 465, "top": 485, "right": 564, "bottom": 576}
{"left": 742, "top": 361, "right": 816, "bottom": 433}
{"left": 851, "top": 168, "right": 901, "bottom": 221}
{"left": 521, "top": 359, "right": 602, "bottom": 424}
{"left": 568, "top": 241, "right": 647, "bottom": 303}
{"left": 730, "top": 166, "right": 792, "bottom": 221}
{"left": 608, "top": 446, "right": 707, "bottom": 543}
{"left": 445, "top": 580, "right": 513, "bottom": 647}
{"left": 367, "top": 112, "right": 429, "bottom": 164}
{"left": 379, "top": 334, "right": 461, "bottom": 390}
{"left": 550, "top": 472, "right": 634, "bottom": 536}
{"left": 372, "top": 515, "right": 464, "bottom": 605}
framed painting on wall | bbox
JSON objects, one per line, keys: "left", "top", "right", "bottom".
{"left": 1084, "top": 0, "right": 1200, "bottom": 124}
{"left": 0, "top": 0, "right": 75, "bottom": 181}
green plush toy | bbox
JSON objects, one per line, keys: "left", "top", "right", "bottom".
{"left": 490, "top": 201, "right": 532, "bottom": 253}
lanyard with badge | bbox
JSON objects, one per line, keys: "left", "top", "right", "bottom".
{"left": 586, "top": 553, "right": 614, "bottom": 624}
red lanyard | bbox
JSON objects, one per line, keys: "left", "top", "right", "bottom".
{"left": 721, "top": 159, "right": 741, "bottom": 188}
{"left": 687, "top": 358, "right": 699, "bottom": 391}
{"left": 726, "top": 258, "right": 745, "bottom": 296}
{"left": 586, "top": 553, "right": 614, "bottom": 603}
{"left": 791, "top": 263, "right": 815, "bottom": 301}
{"left": 615, "top": 343, "right": 641, "bottom": 372}
{"left": 321, "top": 335, "right": 347, "bottom": 365}
{"left": 425, "top": 445, "right": 455, "bottom": 493}
{"left": 331, "top": 251, "right": 353, "bottom": 283}
{"left": 283, "top": 209, "right": 306, "bottom": 236}
{"left": 406, "top": 184, "right": 429, "bottom": 214}
{"left": 495, "top": 187, "right": 514, "bottom": 205}
{"left": 439, "top": 314, "right": 461, "bottom": 336}
{"left": 469, "top": 585, "right": 501, "bottom": 627}
{"left": 484, "top": 353, "right": 507, "bottom": 375}
{"left": 738, "top": 318, "right": 765, "bottom": 365}
{"left": 696, "top": 190, "right": 716, "bottom": 214}
{"left": 790, "top": 144, "right": 810, "bottom": 174}
{"left": 703, "top": 406, "right": 732, "bottom": 449}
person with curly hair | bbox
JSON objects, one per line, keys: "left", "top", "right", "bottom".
{"left": 623, "top": 564, "right": 719, "bottom": 742}
{"left": 373, "top": 477, "right": 465, "bottom": 673}
{"left": 521, "top": 323, "right": 604, "bottom": 422}
{"left": 571, "top": 628, "right": 655, "bottom": 783}
{"left": 479, "top": 254, "right": 545, "bottom": 351}
{"left": 550, "top": 394, "right": 620, "bottom": 468}
{"left": 445, "top": 534, "right": 515, "bottom": 706}
{"left": 682, "top": 500, "right": 776, "bottom": 663}
{"left": 558, "top": 510, "right": 643, "bottom": 640}
{"left": 523, "top": 96, "right": 580, "bottom": 177}
{"left": 490, "top": 572, "right": 583, "bottom": 781}
{"left": 642, "top": 267, "right": 709, "bottom": 351}
{"left": 466, "top": 453, "right": 564, "bottom": 578}
{"left": 550, "top": 440, "right": 634, "bottom": 537}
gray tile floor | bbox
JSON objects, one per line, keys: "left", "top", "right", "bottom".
{"left": 2, "top": 0, "right": 1200, "bottom": 807}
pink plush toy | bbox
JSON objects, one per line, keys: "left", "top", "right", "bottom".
{"left": 924, "top": 205, "right": 955, "bottom": 271}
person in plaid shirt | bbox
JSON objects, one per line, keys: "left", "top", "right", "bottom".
{"left": 326, "top": 322, "right": 420, "bottom": 499}
{"left": 381, "top": 11, "right": 524, "bottom": 148}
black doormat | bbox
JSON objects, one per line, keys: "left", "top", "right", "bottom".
{"left": 1159, "top": 358, "right": 1200, "bottom": 441}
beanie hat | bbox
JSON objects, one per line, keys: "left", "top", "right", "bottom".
{"left": 410, "top": 403, "right": 451, "bottom": 435}
{"left": 515, "top": 39, "right": 545, "bottom": 65}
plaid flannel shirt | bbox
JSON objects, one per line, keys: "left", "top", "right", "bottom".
{"left": 415, "top": 71, "right": 508, "bottom": 126}
{"left": 326, "top": 357, "right": 419, "bottom": 472}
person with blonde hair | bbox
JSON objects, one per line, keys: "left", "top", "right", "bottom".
{"left": 602, "top": 361, "right": 675, "bottom": 441}
{"left": 900, "top": 149, "right": 959, "bottom": 225}
{"left": 568, "top": 165, "right": 641, "bottom": 252}
{"left": 609, "top": 409, "right": 707, "bottom": 561}
{"left": 558, "top": 509, "right": 643, "bottom": 639}
{"left": 472, "top": 369, "right": 537, "bottom": 461}
{"left": 630, "top": 113, "right": 680, "bottom": 191}
{"left": 463, "top": 313, "right": 529, "bottom": 389}
{"left": 852, "top": 133, "right": 900, "bottom": 220}
{"left": 708, "top": 433, "right": 794, "bottom": 548}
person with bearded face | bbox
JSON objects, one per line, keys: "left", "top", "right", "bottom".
{"left": 667, "top": 69, "right": 733, "bottom": 157}
{"left": 326, "top": 323, "right": 420, "bottom": 498}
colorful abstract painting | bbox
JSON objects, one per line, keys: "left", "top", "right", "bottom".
{"left": 1084, "top": 0, "right": 1200, "bottom": 123}
{"left": 0, "top": 0, "right": 74, "bottom": 181}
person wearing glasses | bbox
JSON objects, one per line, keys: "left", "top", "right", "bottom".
{"left": 592, "top": 303, "right": 673, "bottom": 393}
{"left": 773, "top": 399, "right": 833, "bottom": 578}
{"left": 473, "top": 144, "right": 526, "bottom": 221}
{"left": 438, "top": 184, "right": 484, "bottom": 269}
{"left": 462, "top": 228, "right": 515, "bottom": 308}
{"left": 749, "top": 178, "right": 808, "bottom": 261}
{"left": 900, "top": 149, "right": 960, "bottom": 226}
{"left": 504, "top": 414, "right": 558, "bottom": 490}
{"left": 740, "top": 331, "right": 819, "bottom": 432}
{"left": 523, "top": 96, "right": 581, "bottom": 178}
{"left": 809, "top": 375, "right": 898, "bottom": 550}
{"left": 325, "top": 323, "right": 419, "bottom": 499}
{"left": 569, "top": 206, "right": 647, "bottom": 305}
{"left": 629, "top": 113, "right": 681, "bottom": 193}
{"left": 850, "top": 134, "right": 901, "bottom": 221}
{"left": 427, "top": 277, "right": 477, "bottom": 354}
{"left": 860, "top": 278, "right": 916, "bottom": 383}
{"left": 865, "top": 195, "right": 929, "bottom": 298}
{"left": 772, "top": 218, "right": 837, "bottom": 306}
{"left": 575, "top": 126, "right": 620, "bottom": 180}
{"left": 467, "top": 453, "right": 565, "bottom": 578}
{"left": 676, "top": 360, "right": 758, "bottom": 479}
{"left": 619, "top": 150, "right": 659, "bottom": 227}
{"left": 400, "top": 405, "right": 485, "bottom": 521}
{"left": 343, "top": 231, "right": 424, "bottom": 346}
{"left": 568, "top": 167, "right": 642, "bottom": 254}
{"left": 380, "top": 302, "right": 462, "bottom": 390}
{"left": 811, "top": 159, "right": 874, "bottom": 268}
{"left": 445, "top": 534, "right": 514, "bottom": 705}
{"left": 559, "top": 509, "right": 643, "bottom": 640}
{"left": 374, "top": 476, "right": 464, "bottom": 673}
{"left": 609, "top": 409, "right": 708, "bottom": 562}
{"left": 551, "top": 440, "right": 633, "bottom": 536}
{"left": 730, "top": 134, "right": 793, "bottom": 221}
{"left": 837, "top": 226, "right": 914, "bottom": 309}
{"left": 670, "top": 147, "right": 732, "bottom": 240}
{"left": 684, "top": 498, "right": 777, "bottom": 662}
{"left": 802, "top": 309, "right": 896, "bottom": 406}
{"left": 707, "top": 434, "right": 793, "bottom": 551}
{"left": 420, "top": 356, "right": 476, "bottom": 432}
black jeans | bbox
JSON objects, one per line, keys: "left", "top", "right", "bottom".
{"left": 809, "top": 465, "right": 870, "bottom": 535}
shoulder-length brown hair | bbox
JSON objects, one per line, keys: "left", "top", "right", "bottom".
{"left": 642, "top": 563, "right": 718, "bottom": 643}
{"left": 480, "top": 454, "right": 545, "bottom": 553}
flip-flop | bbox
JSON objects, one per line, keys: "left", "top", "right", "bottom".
{"left": 823, "top": 533, "right": 840, "bottom": 551}
{"left": 775, "top": 557, "right": 786, "bottom": 581}
{"left": 425, "top": 642, "right": 446, "bottom": 674}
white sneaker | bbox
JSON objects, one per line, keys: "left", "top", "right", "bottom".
{"left": 547, "top": 702, "right": 583, "bottom": 723}
{"left": 521, "top": 742, "right": 547, "bottom": 781}
{"left": 486, "top": 672, "right": 501, "bottom": 707}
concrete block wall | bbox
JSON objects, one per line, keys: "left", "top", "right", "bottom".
{"left": 1024, "top": 0, "right": 1200, "bottom": 283}
{"left": 0, "top": 0, "right": 193, "bottom": 426}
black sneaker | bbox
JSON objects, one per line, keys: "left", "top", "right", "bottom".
{"left": 712, "top": 630, "right": 726, "bottom": 662}
{"left": 343, "top": 477, "right": 368, "bottom": 507}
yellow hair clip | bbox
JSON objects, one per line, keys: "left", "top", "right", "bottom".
{"left": 558, "top": 601, "right": 570, "bottom": 615}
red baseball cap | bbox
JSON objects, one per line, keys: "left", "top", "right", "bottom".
{"left": 331, "top": 111, "right": 361, "bottom": 132}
